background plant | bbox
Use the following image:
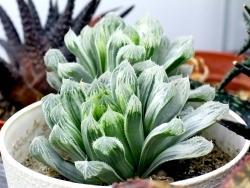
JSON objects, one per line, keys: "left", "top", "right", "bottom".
{"left": 0, "top": 0, "right": 133, "bottom": 107}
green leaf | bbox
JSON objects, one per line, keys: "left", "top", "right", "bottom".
{"left": 30, "top": 136, "right": 84, "bottom": 183}
{"left": 115, "top": 84, "right": 134, "bottom": 114}
{"left": 88, "top": 79, "right": 108, "bottom": 97}
{"left": 80, "top": 26, "right": 102, "bottom": 76}
{"left": 90, "top": 93, "right": 110, "bottom": 121}
{"left": 81, "top": 114, "right": 104, "bottom": 160}
{"left": 41, "top": 94, "right": 61, "bottom": 129}
{"left": 124, "top": 95, "right": 144, "bottom": 163}
{"left": 97, "top": 71, "right": 112, "bottom": 86}
{"left": 106, "top": 30, "right": 132, "bottom": 71}
{"left": 116, "top": 44, "right": 146, "bottom": 66}
{"left": 46, "top": 71, "right": 62, "bottom": 91}
{"left": 44, "top": 49, "right": 68, "bottom": 72}
{"left": 153, "top": 77, "right": 190, "bottom": 126}
{"left": 60, "top": 79, "right": 86, "bottom": 127}
{"left": 144, "top": 82, "right": 175, "bottom": 134}
{"left": 49, "top": 123, "right": 86, "bottom": 161}
{"left": 138, "top": 118, "right": 184, "bottom": 174}
{"left": 133, "top": 60, "right": 157, "bottom": 74}
{"left": 75, "top": 161, "right": 123, "bottom": 185}
{"left": 178, "top": 101, "right": 229, "bottom": 142}
{"left": 93, "top": 136, "right": 134, "bottom": 179}
{"left": 123, "top": 25, "right": 140, "bottom": 45}
{"left": 64, "top": 29, "right": 96, "bottom": 77}
{"left": 135, "top": 16, "right": 163, "bottom": 58}
{"left": 143, "top": 136, "right": 213, "bottom": 177}
{"left": 99, "top": 107, "right": 133, "bottom": 164}
{"left": 188, "top": 85, "right": 215, "bottom": 102}
{"left": 151, "top": 36, "right": 170, "bottom": 65}
{"left": 164, "top": 36, "right": 194, "bottom": 73}
{"left": 138, "top": 65, "right": 167, "bottom": 111}
{"left": 57, "top": 63, "right": 93, "bottom": 83}
{"left": 111, "top": 61, "right": 138, "bottom": 112}
{"left": 116, "top": 61, "right": 138, "bottom": 93}
{"left": 94, "top": 14, "right": 125, "bottom": 72}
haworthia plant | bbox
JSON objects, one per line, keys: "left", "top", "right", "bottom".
{"left": 30, "top": 61, "right": 228, "bottom": 185}
{"left": 44, "top": 13, "right": 194, "bottom": 90}
{"left": 30, "top": 14, "right": 229, "bottom": 185}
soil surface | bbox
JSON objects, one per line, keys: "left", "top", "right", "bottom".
{"left": 22, "top": 144, "right": 231, "bottom": 183}
{"left": 151, "top": 145, "right": 232, "bottom": 183}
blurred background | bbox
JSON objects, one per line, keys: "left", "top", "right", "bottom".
{"left": 0, "top": 0, "right": 248, "bottom": 62}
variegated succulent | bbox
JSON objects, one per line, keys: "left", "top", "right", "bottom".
{"left": 44, "top": 14, "right": 194, "bottom": 91}
{"left": 30, "top": 60, "right": 228, "bottom": 185}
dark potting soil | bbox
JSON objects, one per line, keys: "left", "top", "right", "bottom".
{"left": 22, "top": 144, "right": 231, "bottom": 183}
{"left": 151, "top": 145, "right": 232, "bottom": 182}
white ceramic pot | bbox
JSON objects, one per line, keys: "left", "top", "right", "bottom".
{"left": 0, "top": 101, "right": 249, "bottom": 188}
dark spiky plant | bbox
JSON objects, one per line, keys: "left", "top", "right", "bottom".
{"left": 0, "top": 0, "right": 134, "bottom": 107}
{"left": 190, "top": 4, "right": 250, "bottom": 131}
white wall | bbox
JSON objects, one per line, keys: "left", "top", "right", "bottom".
{"left": 0, "top": 0, "right": 247, "bottom": 60}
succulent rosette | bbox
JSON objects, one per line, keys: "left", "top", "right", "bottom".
{"left": 30, "top": 14, "right": 229, "bottom": 185}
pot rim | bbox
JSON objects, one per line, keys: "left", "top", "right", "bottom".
{"left": 0, "top": 101, "right": 249, "bottom": 187}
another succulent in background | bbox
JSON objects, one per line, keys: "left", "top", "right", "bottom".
{"left": 191, "top": 4, "right": 250, "bottom": 132}
{"left": 44, "top": 14, "right": 194, "bottom": 91}
{"left": 215, "top": 4, "right": 250, "bottom": 128}
{"left": 218, "top": 4, "right": 250, "bottom": 91}
{"left": 30, "top": 60, "right": 228, "bottom": 185}
{"left": 220, "top": 154, "right": 250, "bottom": 188}
{"left": 0, "top": 0, "right": 133, "bottom": 107}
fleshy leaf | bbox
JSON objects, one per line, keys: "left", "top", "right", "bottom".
{"left": 44, "top": 49, "right": 67, "bottom": 72}
{"left": 46, "top": 71, "right": 62, "bottom": 91}
{"left": 60, "top": 79, "right": 86, "bottom": 127}
{"left": 139, "top": 118, "right": 184, "bottom": 174}
{"left": 41, "top": 94, "right": 61, "bottom": 129}
{"left": 164, "top": 36, "right": 194, "bottom": 73}
{"left": 79, "top": 26, "right": 101, "bottom": 76}
{"left": 75, "top": 161, "right": 123, "bottom": 185}
{"left": 188, "top": 84, "right": 215, "bottom": 102}
{"left": 151, "top": 36, "right": 170, "bottom": 65}
{"left": 49, "top": 123, "right": 86, "bottom": 161}
{"left": 144, "top": 82, "right": 175, "bottom": 134}
{"left": 93, "top": 136, "right": 134, "bottom": 179}
{"left": 94, "top": 13, "right": 125, "bottom": 72}
{"left": 116, "top": 44, "right": 146, "bottom": 66}
{"left": 153, "top": 77, "right": 190, "bottom": 126}
{"left": 143, "top": 136, "right": 213, "bottom": 177}
{"left": 135, "top": 16, "right": 163, "bottom": 58}
{"left": 57, "top": 63, "right": 93, "bottom": 83}
{"left": 81, "top": 114, "right": 104, "bottom": 160}
{"left": 99, "top": 107, "right": 133, "bottom": 164}
{"left": 64, "top": 29, "right": 96, "bottom": 77}
{"left": 106, "top": 30, "right": 132, "bottom": 71}
{"left": 123, "top": 25, "right": 140, "bottom": 45}
{"left": 138, "top": 65, "right": 167, "bottom": 111}
{"left": 30, "top": 136, "right": 84, "bottom": 183}
{"left": 133, "top": 60, "right": 158, "bottom": 74}
{"left": 125, "top": 95, "right": 144, "bottom": 163}
{"left": 178, "top": 101, "right": 229, "bottom": 142}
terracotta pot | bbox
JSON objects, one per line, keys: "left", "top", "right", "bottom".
{"left": 195, "top": 51, "right": 249, "bottom": 91}
{"left": 0, "top": 120, "right": 4, "bottom": 129}
{"left": 0, "top": 101, "right": 249, "bottom": 188}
